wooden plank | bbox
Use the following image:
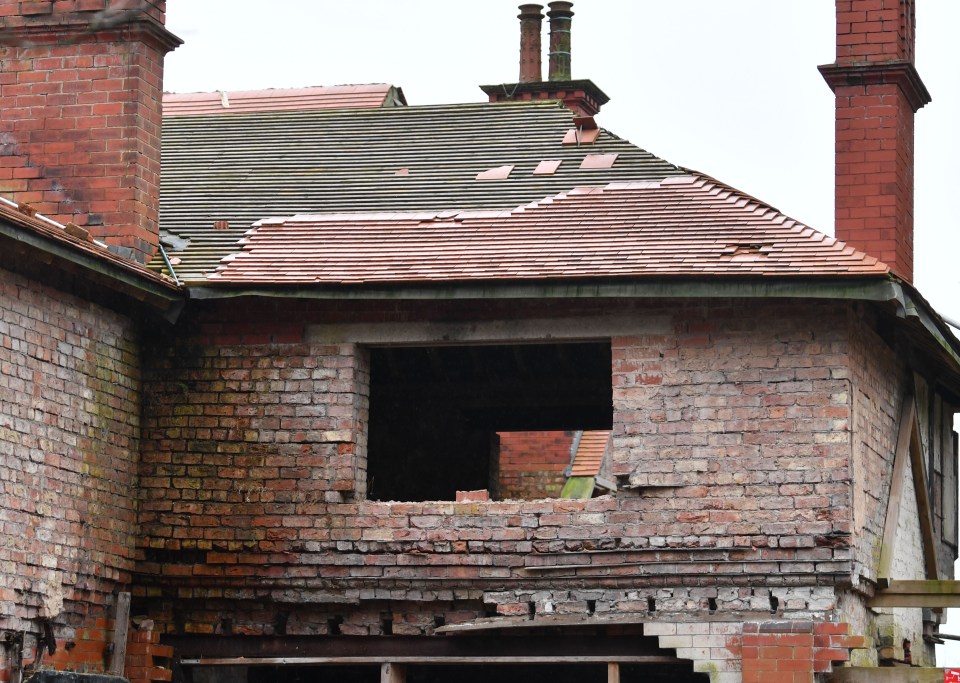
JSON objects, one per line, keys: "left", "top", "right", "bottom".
{"left": 867, "top": 593, "right": 960, "bottom": 608}
{"left": 183, "top": 656, "right": 680, "bottom": 666}
{"left": 381, "top": 662, "right": 406, "bottom": 683}
{"left": 878, "top": 397, "right": 915, "bottom": 579}
{"left": 607, "top": 662, "right": 620, "bottom": 683}
{"left": 828, "top": 666, "right": 952, "bottom": 682}
{"left": 878, "top": 580, "right": 960, "bottom": 595}
{"left": 910, "top": 409, "right": 941, "bottom": 580}
{"left": 110, "top": 591, "right": 131, "bottom": 675}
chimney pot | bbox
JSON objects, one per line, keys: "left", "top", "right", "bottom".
{"left": 547, "top": 1, "right": 574, "bottom": 81}
{"left": 518, "top": 4, "right": 544, "bottom": 83}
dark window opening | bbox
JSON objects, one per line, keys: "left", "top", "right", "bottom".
{"left": 367, "top": 342, "right": 612, "bottom": 502}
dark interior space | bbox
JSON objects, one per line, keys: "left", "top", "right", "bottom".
{"left": 367, "top": 342, "right": 612, "bottom": 501}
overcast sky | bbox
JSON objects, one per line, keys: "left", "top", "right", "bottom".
{"left": 162, "top": 0, "right": 960, "bottom": 663}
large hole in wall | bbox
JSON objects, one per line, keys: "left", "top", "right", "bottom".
{"left": 366, "top": 342, "right": 612, "bottom": 501}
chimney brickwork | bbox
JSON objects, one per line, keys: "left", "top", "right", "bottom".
{"left": 0, "top": 0, "right": 180, "bottom": 264}
{"left": 481, "top": 2, "right": 608, "bottom": 118}
{"left": 819, "top": 0, "right": 929, "bottom": 283}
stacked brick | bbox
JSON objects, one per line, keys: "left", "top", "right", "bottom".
{"left": 0, "top": 0, "right": 179, "bottom": 263}
{"left": 125, "top": 627, "right": 174, "bottom": 683}
{"left": 0, "top": 266, "right": 140, "bottom": 673}
{"left": 741, "top": 621, "right": 867, "bottom": 683}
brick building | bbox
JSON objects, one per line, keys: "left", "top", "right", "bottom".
{"left": 1, "top": 1, "right": 958, "bottom": 682}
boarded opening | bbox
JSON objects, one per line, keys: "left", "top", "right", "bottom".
{"left": 367, "top": 342, "right": 612, "bottom": 501}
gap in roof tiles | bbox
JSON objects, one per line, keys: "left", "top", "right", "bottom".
{"left": 562, "top": 128, "right": 600, "bottom": 145}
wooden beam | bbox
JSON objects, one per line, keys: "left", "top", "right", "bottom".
{"left": 868, "top": 594, "right": 960, "bottom": 608}
{"left": 878, "top": 397, "right": 915, "bottom": 579}
{"left": 910, "top": 410, "right": 941, "bottom": 580}
{"left": 109, "top": 591, "right": 131, "bottom": 675}
{"left": 879, "top": 579, "right": 960, "bottom": 594}
{"left": 868, "top": 579, "right": 960, "bottom": 608}
{"left": 607, "top": 663, "right": 620, "bottom": 683}
{"left": 183, "top": 656, "right": 680, "bottom": 666}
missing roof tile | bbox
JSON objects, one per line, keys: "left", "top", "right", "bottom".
{"left": 580, "top": 153, "right": 617, "bottom": 169}
{"left": 476, "top": 164, "right": 514, "bottom": 181}
{"left": 562, "top": 128, "right": 600, "bottom": 145}
{"left": 533, "top": 160, "right": 562, "bottom": 175}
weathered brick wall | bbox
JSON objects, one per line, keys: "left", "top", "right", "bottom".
{"left": 0, "top": 265, "right": 141, "bottom": 673}
{"left": 846, "top": 307, "right": 904, "bottom": 586}
{"left": 611, "top": 301, "right": 852, "bottom": 547}
{"left": 497, "top": 431, "right": 573, "bottom": 499}
{"left": 135, "top": 298, "right": 860, "bottom": 637}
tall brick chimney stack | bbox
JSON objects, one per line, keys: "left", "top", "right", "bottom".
{"left": 518, "top": 4, "right": 543, "bottom": 83}
{"left": 819, "top": 0, "right": 930, "bottom": 283}
{"left": 547, "top": 1, "right": 573, "bottom": 81}
{"left": 0, "top": 0, "right": 181, "bottom": 265}
{"left": 481, "top": 2, "right": 609, "bottom": 118}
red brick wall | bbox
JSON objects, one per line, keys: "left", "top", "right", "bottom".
{"left": 741, "top": 621, "right": 867, "bottom": 683}
{"left": 497, "top": 431, "right": 573, "bottom": 499}
{"left": 0, "top": 265, "right": 141, "bottom": 676}
{"left": 134, "top": 298, "right": 860, "bottom": 635}
{"left": 0, "top": 0, "right": 178, "bottom": 263}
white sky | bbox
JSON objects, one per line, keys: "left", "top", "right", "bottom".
{"left": 162, "top": 0, "right": 960, "bottom": 664}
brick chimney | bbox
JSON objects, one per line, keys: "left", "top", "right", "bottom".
{"left": 518, "top": 4, "right": 543, "bottom": 83}
{"left": 819, "top": 0, "right": 930, "bottom": 283}
{"left": 0, "top": 0, "right": 181, "bottom": 265}
{"left": 481, "top": 1, "right": 609, "bottom": 118}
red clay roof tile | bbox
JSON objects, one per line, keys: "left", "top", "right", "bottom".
{"left": 208, "top": 175, "right": 890, "bottom": 285}
{"left": 569, "top": 430, "right": 611, "bottom": 477}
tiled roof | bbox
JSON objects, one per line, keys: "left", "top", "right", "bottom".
{"left": 157, "top": 100, "right": 685, "bottom": 280}
{"left": 569, "top": 430, "right": 611, "bottom": 478}
{"left": 207, "top": 175, "right": 889, "bottom": 284}
{"left": 162, "top": 84, "right": 405, "bottom": 116}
